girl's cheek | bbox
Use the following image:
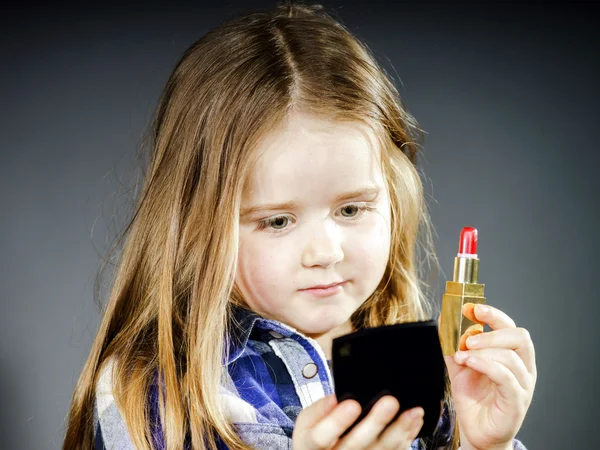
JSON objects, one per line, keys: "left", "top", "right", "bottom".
{"left": 251, "top": 234, "right": 297, "bottom": 269}
{"left": 355, "top": 214, "right": 390, "bottom": 244}
{"left": 347, "top": 217, "right": 390, "bottom": 262}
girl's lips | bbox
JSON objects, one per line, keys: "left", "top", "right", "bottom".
{"left": 299, "top": 281, "right": 346, "bottom": 297}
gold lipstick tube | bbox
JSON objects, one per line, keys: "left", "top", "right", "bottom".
{"left": 439, "top": 245, "right": 486, "bottom": 356}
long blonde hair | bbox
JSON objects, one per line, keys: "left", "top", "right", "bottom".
{"left": 63, "top": 2, "right": 458, "bottom": 449}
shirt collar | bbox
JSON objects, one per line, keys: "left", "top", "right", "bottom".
{"left": 225, "top": 303, "right": 298, "bottom": 365}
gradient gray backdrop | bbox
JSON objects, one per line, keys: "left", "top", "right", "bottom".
{"left": 2, "top": 1, "right": 598, "bottom": 448}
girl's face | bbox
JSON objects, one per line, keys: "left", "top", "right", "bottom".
{"left": 235, "top": 113, "right": 391, "bottom": 346}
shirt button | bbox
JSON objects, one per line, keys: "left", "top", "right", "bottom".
{"left": 269, "top": 330, "right": 284, "bottom": 339}
{"left": 302, "top": 363, "right": 318, "bottom": 379}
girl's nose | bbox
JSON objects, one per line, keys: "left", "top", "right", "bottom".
{"left": 301, "top": 220, "right": 344, "bottom": 268}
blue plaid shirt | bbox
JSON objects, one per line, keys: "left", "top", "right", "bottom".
{"left": 93, "top": 304, "right": 527, "bottom": 449}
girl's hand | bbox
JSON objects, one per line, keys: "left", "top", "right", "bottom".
{"left": 291, "top": 394, "right": 424, "bottom": 450}
{"left": 443, "top": 303, "right": 537, "bottom": 450}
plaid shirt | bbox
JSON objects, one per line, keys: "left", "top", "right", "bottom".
{"left": 93, "top": 304, "right": 527, "bottom": 449}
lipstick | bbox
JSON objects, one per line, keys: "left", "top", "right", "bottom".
{"left": 439, "top": 227, "right": 487, "bottom": 356}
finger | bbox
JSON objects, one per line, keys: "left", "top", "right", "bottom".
{"left": 443, "top": 353, "right": 467, "bottom": 381}
{"left": 296, "top": 395, "right": 337, "bottom": 429}
{"left": 463, "top": 303, "right": 516, "bottom": 330}
{"left": 305, "top": 397, "right": 361, "bottom": 449}
{"left": 462, "top": 303, "right": 485, "bottom": 325}
{"left": 377, "top": 407, "right": 424, "bottom": 449}
{"left": 459, "top": 323, "right": 484, "bottom": 351}
{"left": 463, "top": 327, "right": 537, "bottom": 375}
{"left": 438, "top": 312, "right": 481, "bottom": 347}
{"left": 454, "top": 348, "right": 532, "bottom": 391}
{"left": 455, "top": 353, "right": 526, "bottom": 405}
{"left": 334, "top": 396, "right": 399, "bottom": 450}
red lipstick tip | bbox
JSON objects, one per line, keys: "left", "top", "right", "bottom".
{"left": 458, "top": 226, "right": 478, "bottom": 255}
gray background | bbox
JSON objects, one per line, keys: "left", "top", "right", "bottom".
{"left": 2, "top": 1, "right": 598, "bottom": 448}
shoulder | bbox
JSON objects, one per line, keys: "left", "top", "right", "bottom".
{"left": 94, "top": 357, "right": 137, "bottom": 449}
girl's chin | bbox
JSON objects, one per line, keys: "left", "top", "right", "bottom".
{"left": 296, "top": 315, "right": 354, "bottom": 338}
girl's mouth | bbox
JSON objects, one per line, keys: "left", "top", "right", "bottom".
{"left": 299, "top": 281, "right": 346, "bottom": 297}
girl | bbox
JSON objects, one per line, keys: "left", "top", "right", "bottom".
{"left": 63, "top": 2, "right": 536, "bottom": 449}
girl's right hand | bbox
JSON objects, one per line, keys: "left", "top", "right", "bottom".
{"left": 291, "top": 394, "right": 424, "bottom": 450}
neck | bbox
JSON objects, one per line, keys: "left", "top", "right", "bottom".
{"left": 306, "top": 320, "right": 354, "bottom": 360}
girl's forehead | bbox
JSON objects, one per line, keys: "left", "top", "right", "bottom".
{"left": 254, "top": 115, "right": 381, "bottom": 169}
{"left": 243, "top": 115, "right": 386, "bottom": 201}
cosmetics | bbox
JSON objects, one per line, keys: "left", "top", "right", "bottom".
{"left": 439, "top": 227, "right": 486, "bottom": 356}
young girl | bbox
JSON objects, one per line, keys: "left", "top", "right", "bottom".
{"left": 63, "top": 3, "right": 536, "bottom": 449}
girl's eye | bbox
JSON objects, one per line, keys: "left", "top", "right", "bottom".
{"left": 256, "top": 204, "right": 374, "bottom": 233}
{"left": 340, "top": 205, "right": 360, "bottom": 217}
{"left": 340, "top": 204, "right": 374, "bottom": 218}
{"left": 256, "top": 215, "right": 291, "bottom": 232}
{"left": 270, "top": 217, "right": 288, "bottom": 229}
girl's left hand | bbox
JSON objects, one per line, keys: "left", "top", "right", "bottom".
{"left": 443, "top": 303, "right": 537, "bottom": 450}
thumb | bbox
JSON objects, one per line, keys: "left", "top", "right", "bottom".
{"left": 444, "top": 355, "right": 463, "bottom": 381}
{"left": 296, "top": 394, "right": 338, "bottom": 429}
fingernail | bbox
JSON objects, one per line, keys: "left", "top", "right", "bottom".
{"left": 454, "top": 351, "right": 468, "bottom": 363}
{"left": 477, "top": 304, "right": 490, "bottom": 315}
{"left": 342, "top": 401, "right": 361, "bottom": 416}
{"left": 467, "top": 336, "right": 479, "bottom": 348}
{"left": 408, "top": 407, "right": 424, "bottom": 421}
{"left": 382, "top": 397, "right": 399, "bottom": 414}
{"left": 410, "top": 411, "right": 424, "bottom": 433}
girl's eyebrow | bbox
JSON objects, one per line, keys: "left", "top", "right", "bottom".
{"left": 240, "top": 186, "right": 381, "bottom": 218}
